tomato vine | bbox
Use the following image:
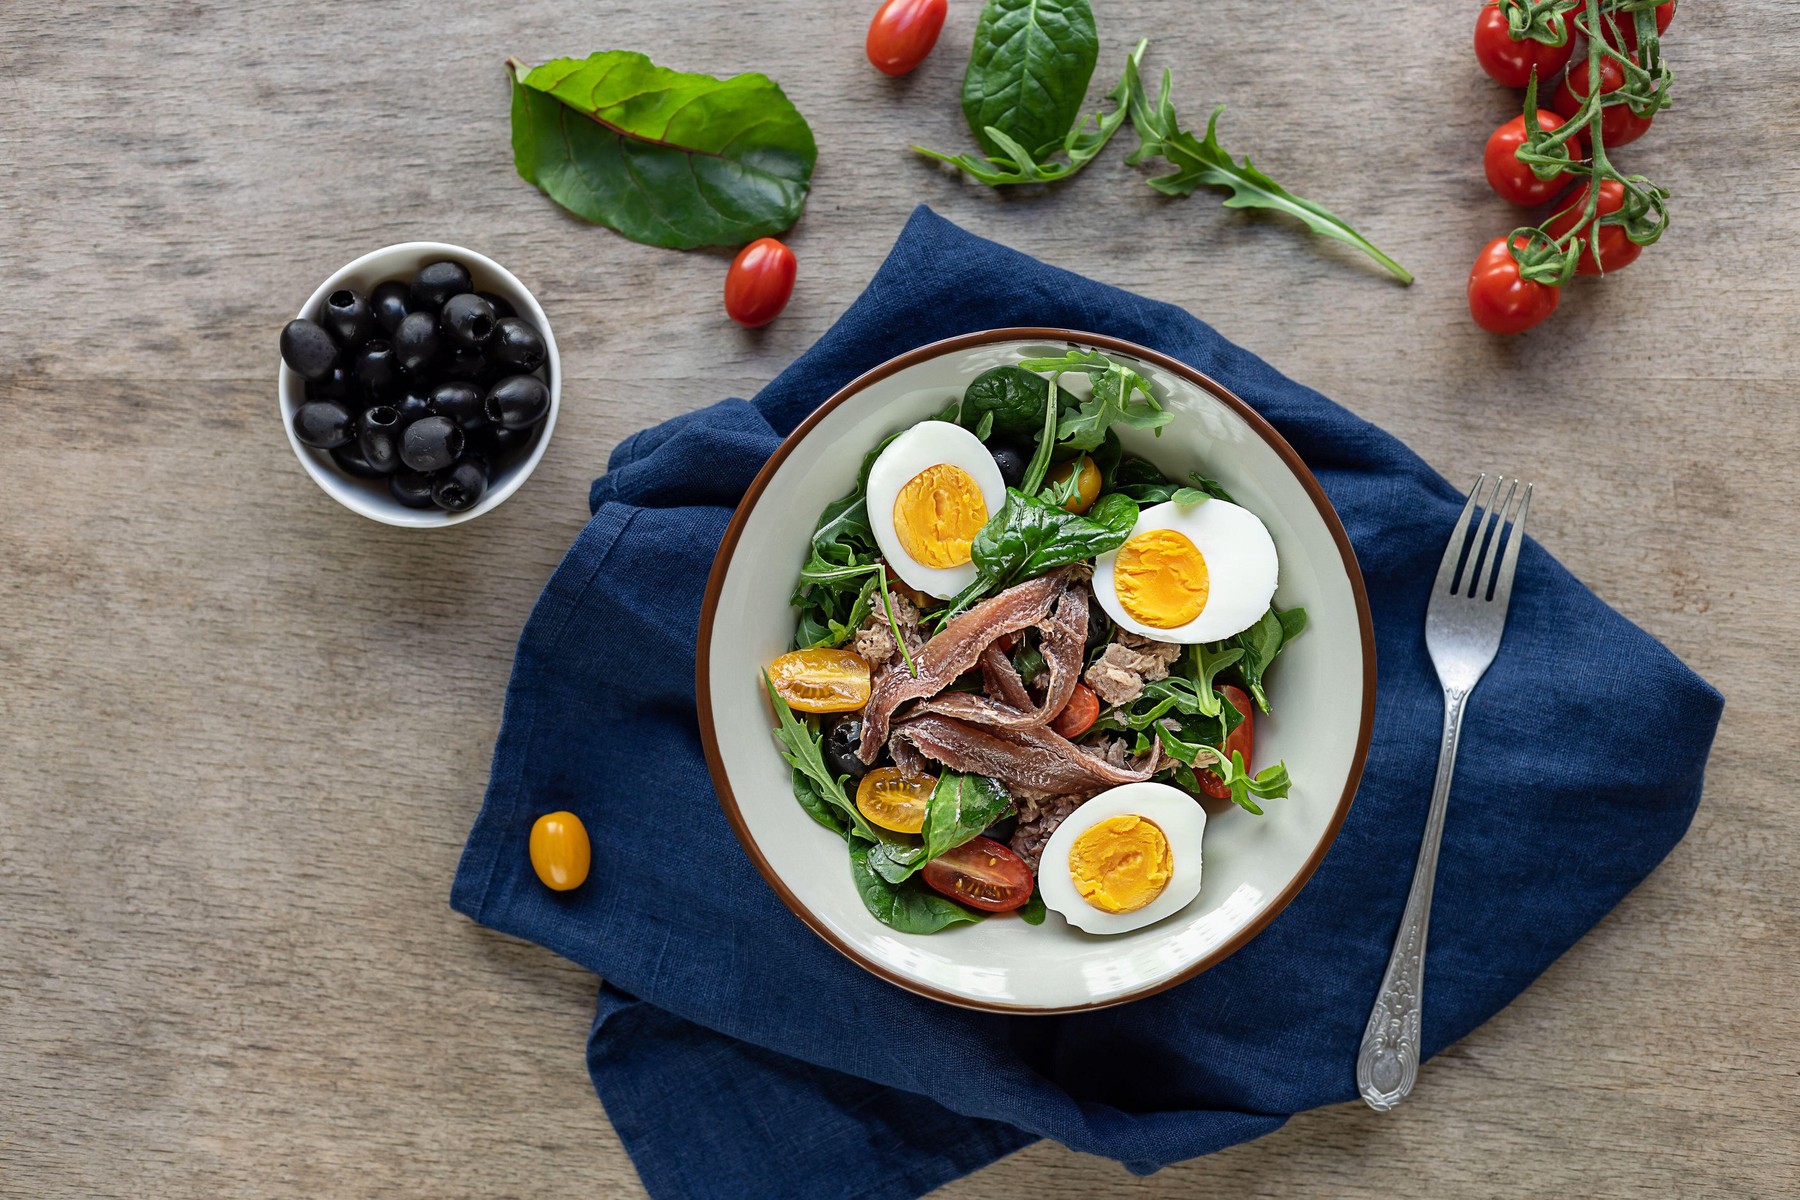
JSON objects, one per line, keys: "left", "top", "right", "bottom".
{"left": 1501, "top": 0, "right": 1674, "bottom": 286}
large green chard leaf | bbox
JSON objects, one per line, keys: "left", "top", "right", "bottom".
{"left": 509, "top": 52, "right": 817, "bottom": 250}
{"left": 961, "top": 0, "right": 1099, "bottom": 159}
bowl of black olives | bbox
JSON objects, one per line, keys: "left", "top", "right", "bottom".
{"left": 278, "top": 242, "right": 559, "bottom": 526}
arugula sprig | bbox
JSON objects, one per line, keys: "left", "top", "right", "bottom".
{"left": 1017, "top": 349, "right": 1174, "bottom": 452}
{"left": 1125, "top": 70, "right": 1413, "bottom": 285}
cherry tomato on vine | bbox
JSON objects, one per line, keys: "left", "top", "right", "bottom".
{"left": 1050, "top": 683, "right": 1100, "bottom": 739}
{"left": 1473, "top": 1, "right": 1575, "bottom": 89}
{"left": 1468, "top": 236, "right": 1561, "bottom": 335}
{"left": 1553, "top": 55, "right": 1654, "bottom": 148}
{"left": 866, "top": 0, "right": 948, "bottom": 76}
{"left": 1196, "top": 685, "right": 1254, "bottom": 802}
{"left": 1483, "top": 110, "right": 1582, "bottom": 206}
{"left": 920, "top": 836, "right": 1033, "bottom": 912}
{"left": 1546, "top": 179, "right": 1644, "bottom": 275}
{"left": 724, "top": 237, "right": 797, "bottom": 328}
{"left": 1597, "top": 0, "right": 1676, "bottom": 51}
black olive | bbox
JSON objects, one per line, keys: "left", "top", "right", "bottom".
{"left": 280, "top": 319, "right": 339, "bottom": 381}
{"left": 469, "top": 422, "right": 534, "bottom": 466}
{"left": 477, "top": 291, "right": 515, "bottom": 319}
{"left": 1084, "top": 607, "right": 1112, "bottom": 657}
{"left": 484, "top": 374, "right": 551, "bottom": 430}
{"left": 822, "top": 716, "right": 872, "bottom": 781}
{"left": 393, "top": 311, "right": 439, "bottom": 374}
{"left": 393, "top": 391, "right": 434, "bottom": 425}
{"left": 390, "top": 469, "right": 438, "bottom": 508}
{"left": 988, "top": 437, "right": 1030, "bottom": 488}
{"left": 984, "top": 812, "right": 1018, "bottom": 845}
{"left": 370, "top": 279, "right": 412, "bottom": 334}
{"left": 293, "top": 400, "right": 355, "bottom": 449}
{"left": 441, "top": 347, "right": 490, "bottom": 383}
{"left": 430, "top": 380, "right": 487, "bottom": 429}
{"left": 356, "top": 405, "right": 402, "bottom": 474}
{"left": 431, "top": 457, "right": 489, "bottom": 512}
{"left": 488, "top": 317, "right": 547, "bottom": 373}
{"left": 330, "top": 442, "right": 389, "bottom": 478}
{"left": 353, "top": 340, "right": 399, "bottom": 396}
{"left": 399, "top": 414, "right": 463, "bottom": 472}
{"left": 320, "top": 287, "right": 373, "bottom": 348}
{"left": 411, "top": 260, "right": 472, "bottom": 310}
{"left": 440, "top": 293, "right": 497, "bottom": 350}
{"left": 306, "top": 363, "right": 353, "bottom": 402}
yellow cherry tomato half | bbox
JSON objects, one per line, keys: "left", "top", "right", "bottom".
{"left": 529, "top": 811, "right": 591, "bottom": 892}
{"left": 856, "top": 767, "right": 935, "bottom": 834}
{"left": 767, "top": 648, "right": 872, "bottom": 714}
{"left": 1046, "top": 455, "right": 1101, "bottom": 514}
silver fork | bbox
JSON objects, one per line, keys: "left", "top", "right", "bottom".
{"left": 1356, "top": 474, "right": 1533, "bottom": 1112}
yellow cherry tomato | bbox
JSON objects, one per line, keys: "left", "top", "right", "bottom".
{"left": 856, "top": 767, "right": 935, "bottom": 834}
{"left": 767, "top": 648, "right": 872, "bottom": 714}
{"left": 1047, "top": 455, "right": 1101, "bottom": 514}
{"left": 529, "top": 811, "right": 591, "bottom": 891}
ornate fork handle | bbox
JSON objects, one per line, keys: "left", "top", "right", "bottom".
{"left": 1356, "top": 686, "right": 1470, "bottom": 1111}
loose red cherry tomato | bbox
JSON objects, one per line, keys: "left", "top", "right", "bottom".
{"left": 724, "top": 237, "right": 797, "bottom": 328}
{"left": 1553, "top": 55, "right": 1654, "bottom": 148}
{"left": 1545, "top": 179, "right": 1643, "bottom": 276}
{"left": 921, "top": 836, "right": 1034, "bottom": 912}
{"left": 1051, "top": 683, "right": 1100, "bottom": 739}
{"left": 1196, "top": 685, "right": 1254, "bottom": 801}
{"left": 529, "top": 811, "right": 591, "bottom": 892}
{"left": 866, "top": 0, "right": 948, "bottom": 76}
{"left": 1483, "top": 110, "right": 1581, "bottom": 206}
{"left": 1468, "top": 236, "right": 1560, "bottom": 335}
{"left": 1473, "top": 1, "right": 1575, "bottom": 89}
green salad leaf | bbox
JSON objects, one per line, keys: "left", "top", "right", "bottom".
{"left": 939, "top": 488, "right": 1135, "bottom": 622}
{"left": 850, "top": 842, "right": 986, "bottom": 934}
{"left": 958, "top": 366, "right": 1057, "bottom": 437}
{"left": 1017, "top": 348, "right": 1174, "bottom": 451}
{"left": 762, "top": 672, "right": 880, "bottom": 842}
{"left": 961, "top": 0, "right": 1099, "bottom": 159}
{"left": 1125, "top": 73, "right": 1411, "bottom": 284}
{"left": 924, "top": 773, "right": 1013, "bottom": 864}
{"left": 508, "top": 52, "right": 817, "bottom": 250}
{"left": 1018, "top": 885, "right": 1048, "bottom": 925}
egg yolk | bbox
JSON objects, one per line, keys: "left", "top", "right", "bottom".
{"left": 892, "top": 464, "right": 988, "bottom": 569}
{"left": 1113, "top": 529, "right": 1210, "bottom": 628}
{"left": 1068, "top": 815, "right": 1173, "bottom": 914}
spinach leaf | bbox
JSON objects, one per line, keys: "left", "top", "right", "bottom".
{"left": 960, "top": 0, "right": 1099, "bottom": 159}
{"left": 939, "top": 488, "right": 1136, "bottom": 620}
{"left": 1112, "top": 464, "right": 1237, "bottom": 506}
{"left": 1125, "top": 74, "right": 1411, "bottom": 284}
{"left": 850, "top": 842, "right": 985, "bottom": 934}
{"left": 918, "top": 41, "right": 1143, "bottom": 187}
{"left": 508, "top": 53, "right": 816, "bottom": 250}
{"left": 762, "top": 672, "right": 879, "bottom": 842}
{"left": 923, "top": 773, "right": 1013, "bottom": 864}
{"left": 1279, "top": 606, "right": 1309, "bottom": 644}
{"left": 959, "top": 366, "right": 1054, "bottom": 437}
{"left": 867, "top": 835, "right": 928, "bottom": 885}
{"left": 1019, "top": 885, "right": 1048, "bottom": 925}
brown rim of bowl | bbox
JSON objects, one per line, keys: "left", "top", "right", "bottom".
{"left": 695, "top": 327, "right": 1376, "bottom": 1015}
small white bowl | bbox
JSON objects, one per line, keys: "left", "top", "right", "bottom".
{"left": 277, "top": 241, "right": 560, "bottom": 528}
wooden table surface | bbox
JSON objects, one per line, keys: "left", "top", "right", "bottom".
{"left": 4, "top": 1, "right": 1796, "bottom": 1195}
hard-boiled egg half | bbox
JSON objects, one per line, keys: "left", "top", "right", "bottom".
{"left": 865, "top": 421, "right": 1006, "bottom": 599}
{"left": 1093, "top": 499, "right": 1278, "bottom": 643}
{"left": 1038, "top": 782, "right": 1206, "bottom": 935}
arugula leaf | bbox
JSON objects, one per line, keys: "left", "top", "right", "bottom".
{"left": 508, "top": 53, "right": 816, "bottom": 250}
{"left": 923, "top": 773, "right": 1013, "bottom": 865}
{"left": 1019, "top": 375, "right": 1062, "bottom": 496}
{"left": 918, "top": 41, "right": 1144, "bottom": 187}
{"left": 1019, "top": 885, "right": 1048, "bottom": 925}
{"left": 1188, "top": 642, "right": 1244, "bottom": 718}
{"left": 850, "top": 842, "right": 985, "bottom": 934}
{"left": 959, "top": 366, "right": 1055, "bottom": 438}
{"left": 1126, "top": 73, "right": 1412, "bottom": 285}
{"left": 1279, "top": 606, "right": 1309, "bottom": 644}
{"left": 1112, "top": 465, "right": 1237, "bottom": 506}
{"left": 1016, "top": 349, "right": 1173, "bottom": 452}
{"left": 1232, "top": 606, "right": 1306, "bottom": 712}
{"left": 762, "top": 672, "right": 879, "bottom": 842}
{"left": 960, "top": 0, "right": 1098, "bottom": 159}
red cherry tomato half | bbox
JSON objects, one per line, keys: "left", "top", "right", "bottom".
{"left": 920, "top": 835, "right": 1034, "bottom": 912}
{"left": 1468, "top": 236, "right": 1560, "bottom": 335}
{"left": 1545, "top": 179, "right": 1643, "bottom": 276}
{"left": 866, "top": 0, "right": 948, "bottom": 76}
{"left": 1196, "top": 685, "right": 1254, "bottom": 801}
{"left": 1553, "top": 55, "right": 1654, "bottom": 148}
{"left": 1050, "top": 683, "right": 1100, "bottom": 739}
{"left": 724, "top": 238, "right": 797, "bottom": 328}
{"left": 1483, "top": 110, "right": 1581, "bottom": 206}
{"left": 1473, "top": 1, "right": 1575, "bottom": 89}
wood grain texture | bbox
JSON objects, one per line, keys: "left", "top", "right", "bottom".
{"left": 2, "top": 1, "right": 1796, "bottom": 1197}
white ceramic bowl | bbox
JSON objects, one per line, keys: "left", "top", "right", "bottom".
{"left": 698, "top": 330, "right": 1374, "bottom": 1013}
{"left": 277, "top": 241, "right": 560, "bottom": 527}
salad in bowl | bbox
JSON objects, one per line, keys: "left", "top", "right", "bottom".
{"left": 761, "top": 348, "right": 1306, "bottom": 937}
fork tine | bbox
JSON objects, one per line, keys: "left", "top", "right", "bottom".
{"left": 1465, "top": 478, "right": 1516, "bottom": 597}
{"left": 1454, "top": 475, "right": 1504, "bottom": 595}
{"left": 1434, "top": 475, "right": 1487, "bottom": 596}
{"left": 1487, "top": 483, "right": 1532, "bottom": 605}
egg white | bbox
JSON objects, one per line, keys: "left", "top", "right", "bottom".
{"left": 1038, "top": 782, "right": 1207, "bottom": 935}
{"left": 864, "top": 421, "right": 1007, "bottom": 599}
{"left": 1093, "top": 499, "right": 1278, "bottom": 643}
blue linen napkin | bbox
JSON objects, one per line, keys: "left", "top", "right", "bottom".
{"left": 452, "top": 207, "right": 1723, "bottom": 1199}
